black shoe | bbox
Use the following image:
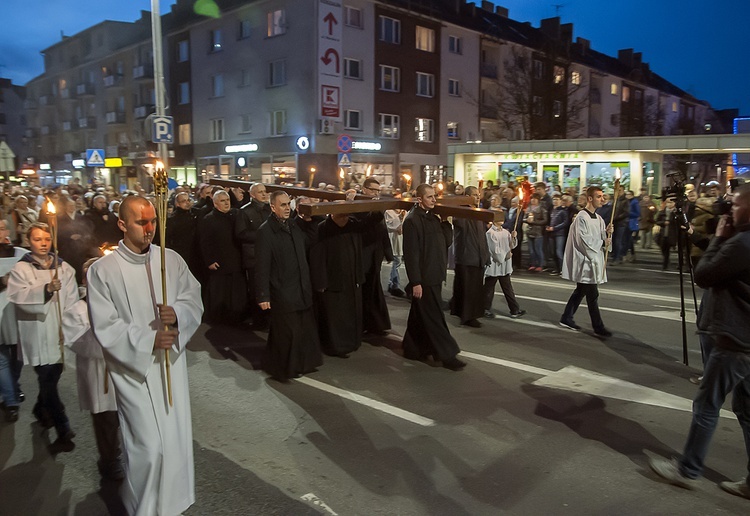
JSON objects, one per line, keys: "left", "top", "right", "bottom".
{"left": 484, "top": 310, "right": 496, "bottom": 319}
{"left": 5, "top": 407, "right": 19, "bottom": 422}
{"left": 49, "top": 437, "right": 76, "bottom": 454}
{"left": 510, "top": 310, "right": 526, "bottom": 319}
{"left": 559, "top": 319, "right": 581, "bottom": 331}
{"left": 98, "top": 458, "right": 126, "bottom": 481}
{"left": 443, "top": 357, "right": 467, "bottom": 371}
{"left": 388, "top": 287, "right": 405, "bottom": 298}
{"left": 594, "top": 327, "right": 613, "bottom": 337}
{"left": 463, "top": 319, "right": 482, "bottom": 328}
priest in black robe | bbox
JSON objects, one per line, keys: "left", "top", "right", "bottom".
{"left": 358, "top": 178, "right": 393, "bottom": 335}
{"left": 450, "top": 186, "right": 490, "bottom": 327}
{"left": 402, "top": 184, "right": 465, "bottom": 371}
{"left": 310, "top": 204, "right": 384, "bottom": 358}
{"left": 255, "top": 191, "right": 322, "bottom": 381}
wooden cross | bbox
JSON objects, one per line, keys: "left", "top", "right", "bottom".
{"left": 208, "top": 178, "right": 503, "bottom": 223}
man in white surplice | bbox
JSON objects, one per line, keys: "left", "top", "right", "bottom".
{"left": 87, "top": 195, "right": 203, "bottom": 516}
{"left": 559, "top": 185, "right": 613, "bottom": 337}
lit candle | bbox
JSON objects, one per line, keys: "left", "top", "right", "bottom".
{"left": 339, "top": 168, "right": 345, "bottom": 190}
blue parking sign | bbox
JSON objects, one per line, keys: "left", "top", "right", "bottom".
{"left": 152, "top": 116, "right": 174, "bottom": 144}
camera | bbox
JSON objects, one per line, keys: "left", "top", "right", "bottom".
{"left": 713, "top": 178, "right": 747, "bottom": 215}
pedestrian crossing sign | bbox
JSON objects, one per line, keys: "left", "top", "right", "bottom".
{"left": 86, "top": 148, "right": 106, "bottom": 166}
{"left": 338, "top": 153, "right": 351, "bottom": 167}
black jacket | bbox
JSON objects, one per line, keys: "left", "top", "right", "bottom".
{"left": 255, "top": 215, "right": 313, "bottom": 313}
{"left": 235, "top": 198, "right": 272, "bottom": 269}
{"left": 199, "top": 208, "right": 242, "bottom": 274}
{"left": 453, "top": 217, "right": 490, "bottom": 267}
{"left": 403, "top": 205, "right": 453, "bottom": 287}
{"left": 166, "top": 207, "right": 200, "bottom": 271}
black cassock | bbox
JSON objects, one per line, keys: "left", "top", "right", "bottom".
{"left": 310, "top": 213, "right": 383, "bottom": 356}
{"left": 402, "top": 206, "right": 461, "bottom": 362}
{"left": 358, "top": 216, "right": 393, "bottom": 333}
{"left": 451, "top": 217, "right": 490, "bottom": 324}
{"left": 255, "top": 215, "right": 322, "bottom": 380}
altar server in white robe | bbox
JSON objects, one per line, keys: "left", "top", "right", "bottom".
{"left": 559, "top": 185, "right": 613, "bottom": 337}
{"left": 8, "top": 222, "right": 79, "bottom": 450}
{"left": 87, "top": 195, "right": 203, "bottom": 516}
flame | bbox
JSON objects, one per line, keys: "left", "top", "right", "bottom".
{"left": 100, "top": 244, "right": 118, "bottom": 256}
{"left": 437, "top": 182, "right": 444, "bottom": 191}
{"left": 46, "top": 198, "right": 56, "bottom": 215}
{"left": 403, "top": 173, "right": 411, "bottom": 182}
{"left": 339, "top": 168, "right": 345, "bottom": 179}
{"left": 615, "top": 167, "right": 622, "bottom": 180}
{"left": 156, "top": 160, "right": 165, "bottom": 172}
{"left": 518, "top": 187, "right": 524, "bottom": 200}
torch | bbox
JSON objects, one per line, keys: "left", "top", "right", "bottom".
{"left": 45, "top": 198, "right": 65, "bottom": 365}
{"left": 403, "top": 173, "right": 412, "bottom": 193}
{"left": 338, "top": 168, "right": 345, "bottom": 190}
{"left": 513, "top": 181, "right": 532, "bottom": 234}
{"left": 153, "top": 163, "right": 173, "bottom": 407}
{"left": 308, "top": 167, "right": 316, "bottom": 188}
{"left": 603, "top": 169, "right": 621, "bottom": 269}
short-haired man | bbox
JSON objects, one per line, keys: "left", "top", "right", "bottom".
{"left": 559, "top": 186, "right": 612, "bottom": 337}
{"left": 87, "top": 195, "right": 203, "bottom": 514}
{"left": 649, "top": 185, "right": 750, "bottom": 500}
{"left": 402, "top": 184, "right": 465, "bottom": 371}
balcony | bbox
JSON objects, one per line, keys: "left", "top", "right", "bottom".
{"left": 133, "top": 64, "right": 154, "bottom": 81}
{"left": 78, "top": 116, "right": 96, "bottom": 129}
{"left": 134, "top": 104, "right": 154, "bottom": 119}
{"left": 106, "top": 111, "right": 126, "bottom": 124}
{"left": 480, "top": 63, "right": 498, "bottom": 79}
{"left": 103, "top": 74, "right": 124, "bottom": 88}
{"left": 76, "top": 82, "right": 96, "bottom": 96}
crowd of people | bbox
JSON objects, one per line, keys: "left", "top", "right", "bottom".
{"left": 0, "top": 173, "right": 748, "bottom": 513}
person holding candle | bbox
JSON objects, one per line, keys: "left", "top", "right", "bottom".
{"left": 86, "top": 195, "right": 203, "bottom": 515}
{"left": 8, "top": 222, "right": 79, "bottom": 452}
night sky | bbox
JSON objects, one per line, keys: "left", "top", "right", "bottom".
{"left": 1, "top": 0, "right": 748, "bottom": 115}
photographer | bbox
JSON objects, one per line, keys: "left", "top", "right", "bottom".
{"left": 649, "top": 185, "right": 750, "bottom": 500}
{"left": 655, "top": 196, "right": 679, "bottom": 270}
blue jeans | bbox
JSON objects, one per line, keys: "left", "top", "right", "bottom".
{"left": 0, "top": 344, "right": 22, "bottom": 407}
{"left": 679, "top": 342, "right": 750, "bottom": 481}
{"left": 613, "top": 225, "right": 628, "bottom": 261}
{"left": 389, "top": 255, "right": 402, "bottom": 289}
{"left": 554, "top": 235, "right": 566, "bottom": 271}
{"left": 528, "top": 237, "right": 544, "bottom": 267}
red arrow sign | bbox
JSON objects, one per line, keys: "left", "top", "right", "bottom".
{"left": 323, "top": 12, "right": 338, "bottom": 36}
{"left": 320, "top": 48, "right": 340, "bottom": 74}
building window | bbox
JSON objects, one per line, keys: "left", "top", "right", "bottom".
{"left": 447, "top": 121, "right": 459, "bottom": 139}
{"left": 532, "top": 95, "right": 543, "bottom": 116}
{"left": 380, "top": 113, "right": 399, "bottom": 139}
{"left": 571, "top": 71, "right": 581, "bottom": 85}
{"left": 240, "top": 69, "right": 252, "bottom": 87}
{"left": 672, "top": 101, "right": 678, "bottom": 113}
{"left": 344, "top": 58, "right": 362, "bottom": 79}
{"left": 210, "top": 29, "right": 222, "bottom": 52}
{"left": 178, "top": 123, "right": 191, "bottom": 145}
{"left": 415, "top": 26, "right": 435, "bottom": 52}
{"left": 344, "top": 6, "right": 363, "bottom": 28}
{"left": 178, "top": 82, "right": 190, "bottom": 104}
{"left": 239, "top": 19, "right": 251, "bottom": 39}
{"left": 268, "top": 60, "right": 286, "bottom": 87}
{"left": 553, "top": 100, "right": 562, "bottom": 118}
{"left": 415, "top": 118, "right": 434, "bottom": 142}
{"left": 210, "top": 118, "right": 225, "bottom": 141}
{"left": 448, "top": 78, "right": 460, "bottom": 96}
{"left": 240, "top": 114, "right": 252, "bottom": 133}
{"left": 448, "top": 35, "right": 462, "bottom": 54}
{"left": 634, "top": 89, "right": 642, "bottom": 102}
{"left": 688, "top": 106, "right": 694, "bottom": 119}
{"left": 379, "top": 16, "right": 401, "bottom": 44}
{"left": 533, "top": 59, "right": 543, "bottom": 79}
{"left": 380, "top": 65, "right": 400, "bottom": 92}
{"left": 268, "top": 10, "right": 286, "bottom": 37}
{"left": 416, "top": 72, "right": 434, "bottom": 97}
{"left": 211, "top": 74, "right": 224, "bottom": 97}
{"left": 270, "top": 110, "right": 287, "bottom": 135}
{"left": 344, "top": 110, "right": 361, "bottom": 130}
{"left": 553, "top": 66, "right": 564, "bottom": 85}
{"left": 610, "top": 83, "right": 618, "bottom": 95}
{"left": 622, "top": 85, "right": 630, "bottom": 102}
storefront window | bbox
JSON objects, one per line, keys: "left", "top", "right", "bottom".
{"left": 586, "top": 162, "right": 630, "bottom": 193}
{"left": 498, "top": 162, "right": 536, "bottom": 184}
{"left": 563, "top": 165, "right": 581, "bottom": 193}
{"left": 543, "top": 165, "right": 559, "bottom": 186}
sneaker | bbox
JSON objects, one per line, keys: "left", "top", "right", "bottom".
{"left": 528, "top": 266, "right": 535, "bottom": 271}
{"left": 443, "top": 357, "right": 467, "bottom": 371}
{"left": 549, "top": 270, "right": 560, "bottom": 275}
{"left": 484, "top": 310, "right": 496, "bottom": 319}
{"left": 594, "top": 327, "right": 613, "bottom": 337}
{"left": 510, "top": 310, "right": 526, "bottom": 319}
{"left": 649, "top": 457, "right": 698, "bottom": 490}
{"left": 719, "top": 478, "right": 750, "bottom": 499}
{"left": 559, "top": 319, "right": 581, "bottom": 331}
{"left": 534, "top": 267, "right": 543, "bottom": 272}
{"left": 689, "top": 375, "right": 703, "bottom": 385}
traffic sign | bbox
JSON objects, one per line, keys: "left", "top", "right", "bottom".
{"left": 337, "top": 134, "right": 352, "bottom": 153}
{"left": 86, "top": 149, "right": 105, "bottom": 166}
{"left": 338, "top": 153, "right": 351, "bottom": 167}
{"left": 152, "top": 115, "right": 174, "bottom": 144}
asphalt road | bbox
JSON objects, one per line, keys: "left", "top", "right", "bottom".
{"left": 2, "top": 247, "right": 747, "bottom": 515}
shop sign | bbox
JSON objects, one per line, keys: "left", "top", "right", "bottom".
{"left": 225, "top": 143, "right": 258, "bottom": 153}
{"left": 500, "top": 153, "right": 580, "bottom": 161}
{"left": 352, "top": 141, "right": 382, "bottom": 151}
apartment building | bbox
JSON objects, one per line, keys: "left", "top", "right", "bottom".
{"left": 0, "top": 78, "right": 26, "bottom": 176}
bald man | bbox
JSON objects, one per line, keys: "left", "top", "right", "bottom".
{"left": 84, "top": 193, "right": 123, "bottom": 247}
{"left": 87, "top": 195, "right": 203, "bottom": 515}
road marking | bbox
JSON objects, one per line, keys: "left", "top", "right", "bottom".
{"left": 295, "top": 377, "right": 436, "bottom": 427}
{"left": 532, "top": 365, "right": 734, "bottom": 419}
{"left": 461, "top": 353, "right": 734, "bottom": 419}
{"left": 301, "top": 493, "right": 338, "bottom": 515}
{"left": 511, "top": 276, "right": 686, "bottom": 303}
{"left": 635, "top": 267, "right": 679, "bottom": 275}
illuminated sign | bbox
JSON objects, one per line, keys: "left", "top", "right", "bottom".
{"left": 237, "top": 157, "right": 246, "bottom": 167}
{"left": 352, "top": 141, "right": 382, "bottom": 151}
{"left": 499, "top": 152, "right": 581, "bottom": 161}
{"left": 72, "top": 159, "right": 85, "bottom": 168}
{"left": 21, "top": 169, "right": 36, "bottom": 175}
{"left": 39, "top": 163, "right": 51, "bottom": 170}
{"left": 296, "top": 136, "right": 310, "bottom": 150}
{"left": 104, "top": 158, "right": 123, "bottom": 168}
{"left": 225, "top": 143, "right": 258, "bottom": 153}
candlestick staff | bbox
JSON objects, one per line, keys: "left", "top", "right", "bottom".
{"left": 603, "top": 173, "right": 621, "bottom": 271}
{"left": 513, "top": 181, "right": 533, "bottom": 234}
{"left": 153, "top": 165, "right": 173, "bottom": 406}
{"left": 46, "top": 198, "right": 65, "bottom": 365}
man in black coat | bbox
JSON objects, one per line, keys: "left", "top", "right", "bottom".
{"left": 198, "top": 190, "right": 246, "bottom": 324}
{"left": 255, "top": 191, "right": 322, "bottom": 382}
{"left": 235, "top": 183, "right": 272, "bottom": 329}
{"left": 84, "top": 194, "right": 123, "bottom": 247}
{"left": 450, "top": 185, "right": 490, "bottom": 328}
{"left": 358, "top": 178, "right": 393, "bottom": 335}
{"left": 402, "top": 184, "right": 465, "bottom": 371}
{"left": 165, "top": 192, "right": 201, "bottom": 279}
